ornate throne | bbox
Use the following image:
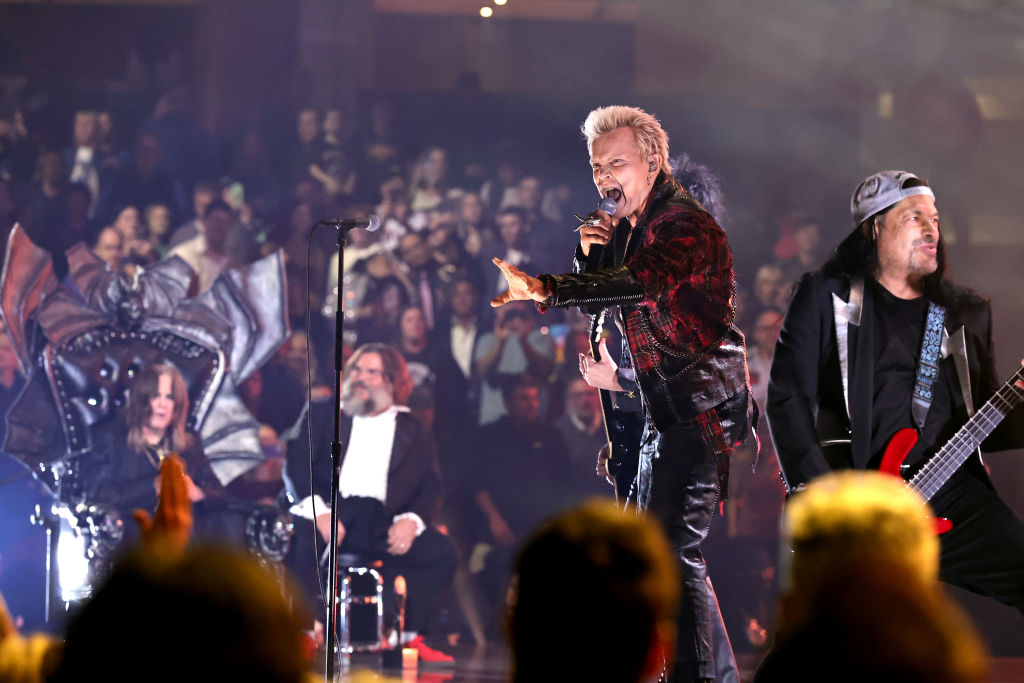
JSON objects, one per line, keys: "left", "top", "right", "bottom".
{"left": 0, "top": 225, "right": 292, "bottom": 612}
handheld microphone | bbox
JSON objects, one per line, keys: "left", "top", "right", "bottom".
{"left": 316, "top": 214, "right": 381, "bottom": 232}
{"left": 574, "top": 196, "right": 618, "bottom": 229}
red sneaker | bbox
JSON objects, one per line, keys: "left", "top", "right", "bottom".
{"left": 405, "top": 635, "right": 455, "bottom": 666}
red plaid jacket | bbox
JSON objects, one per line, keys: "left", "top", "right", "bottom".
{"left": 541, "top": 173, "right": 751, "bottom": 433}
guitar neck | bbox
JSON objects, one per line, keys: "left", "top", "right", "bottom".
{"left": 910, "top": 366, "right": 1024, "bottom": 501}
{"left": 589, "top": 311, "right": 615, "bottom": 445}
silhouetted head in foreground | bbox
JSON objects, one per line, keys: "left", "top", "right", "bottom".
{"left": 54, "top": 545, "right": 310, "bottom": 683}
{"left": 509, "top": 499, "right": 679, "bottom": 683}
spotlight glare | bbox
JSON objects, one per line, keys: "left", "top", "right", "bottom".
{"left": 57, "top": 523, "right": 91, "bottom": 602}
{"left": 480, "top": 6, "right": 493, "bottom": 17}
{"left": 494, "top": 0, "right": 508, "bottom": 5}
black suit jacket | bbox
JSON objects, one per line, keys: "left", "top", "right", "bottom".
{"left": 283, "top": 400, "right": 442, "bottom": 524}
{"left": 767, "top": 272, "right": 1024, "bottom": 492}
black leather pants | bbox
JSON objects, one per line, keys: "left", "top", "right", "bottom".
{"left": 933, "top": 468, "right": 1024, "bottom": 616}
{"left": 632, "top": 419, "right": 739, "bottom": 683}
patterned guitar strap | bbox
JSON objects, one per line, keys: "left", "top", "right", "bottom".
{"left": 912, "top": 301, "right": 947, "bottom": 431}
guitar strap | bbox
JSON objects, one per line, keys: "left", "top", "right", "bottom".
{"left": 912, "top": 301, "right": 946, "bottom": 431}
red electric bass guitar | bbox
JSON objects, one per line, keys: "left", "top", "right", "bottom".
{"left": 878, "top": 365, "right": 1024, "bottom": 534}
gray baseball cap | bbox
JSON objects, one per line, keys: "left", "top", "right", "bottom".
{"left": 850, "top": 170, "right": 935, "bottom": 226}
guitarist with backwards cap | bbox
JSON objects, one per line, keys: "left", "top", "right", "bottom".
{"left": 490, "top": 105, "right": 757, "bottom": 683}
{"left": 767, "top": 169, "right": 1024, "bottom": 616}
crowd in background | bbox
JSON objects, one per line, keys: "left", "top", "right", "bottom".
{"left": 0, "top": 88, "right": 833, "bottom": 648}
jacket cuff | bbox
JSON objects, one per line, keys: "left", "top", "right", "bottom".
{"left": 393, "top": 512, "right": 426, "bottom": 536}
{"left": 289, "top": 494, "right": 329, "bottom": 520}
{"left": 572, "top": 245, "right": 587, "bottom": 274}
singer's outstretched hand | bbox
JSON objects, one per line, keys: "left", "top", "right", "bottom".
{"left": 490, "top": 257, "right": 548, "bottom": 308}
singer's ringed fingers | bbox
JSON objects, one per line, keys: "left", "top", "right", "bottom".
{"left": 582, "top": 225, "right": 611, "bottom": 243}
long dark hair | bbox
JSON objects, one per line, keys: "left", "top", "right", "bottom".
{"left": 126, "top": 363, "right": 191, "bottom": 453}
{"left": 671, "top": 153, "right": 727, "bottom": 228}
{"left": 822, "top": 177, "right": 951, "bottom": 304}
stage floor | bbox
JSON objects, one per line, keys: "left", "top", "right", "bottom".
{"left": 328, "top": 647, "right": 1024, "bottom": 682}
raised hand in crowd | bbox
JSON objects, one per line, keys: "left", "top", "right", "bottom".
{"left": 0, "top": 593, "right": 15, "bottom": 644}
{"left": 133, "top": 453, "right": 193, "bottom": 553}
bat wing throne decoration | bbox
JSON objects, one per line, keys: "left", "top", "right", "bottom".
{"left": 0, "top": 224, "right": 291, "bottom": 610}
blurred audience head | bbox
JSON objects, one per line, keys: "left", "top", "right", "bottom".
{"left": 379, "top": 175, "right": 407, "bottom": 204}
{"left": 565, "top": 376, "right": 600, "bottom": 424}
{"left": 793, "top": 215, "right": 821, "bottom": 257}
{"left": 323, "top": 108, "right": 345, "bottom": 140}
{"left": 93, "top": 226, "right": 124, "bottom": 271}
{"left": 192, "top": 181, "right": 218, "bottom": 221}
{"left": 35, "top": 151, "right": 65, "bottom": 186}
{"left": 509, "top": 499, "right": 679, "bottom": 683}
{"left": 96, "top": 111, "right": 115, "bottom": 146}
{"left": 398, "top": 232, "right": 431, "bottom": 270}
{"left": 144, "top": 203, "right": 171, "bottom": 241}
{"left": 753, "top": 263, "right": 784, "bottom": 309}
{"left": 500, "top": 374, "right": 541, "bottom": 424}
{"left": 54, "top": 546, "right": 310, "bottom": 683}
{"left": 134, "top": 132, "right": 162, "bottom": 176}
{"left": 515, "top": 175, "right": 542, "bottom": 211}
{"left": 72, "top": 110, "right": 98, "bottom": 148}
{"left": 495, "top": 300, "right": 533, "bottom": 335}
{"left": 65, "top": 182, "right": 92, "bottom": 224}
{"left": 496, "top": 206, "right": 529, "bottom": 250}
{"left": 780, "top": 470, "right": 939, "bottom": 600}
{"left": 450, "top": 279, "right": 479, "bottom": 320}
{"left": 412, "top": 146, "right": 448, "bottom": 191}
{"left": 398, "top": 305, "right": 428, "bottom": 345}
{"left": 113, "top": 205, "right": 141, "bottom": 240}
{"left": 752, "top": 309, "right": 783, "bottom": 353}
{"left": 408, "top": 384, "right": 436, "bottom": 431}
{"left": 756, "top": 561, "right": 987, "bottom": 683}
{"left": 459, "top": 192, "right": 484, "bottom": 227}
{"left": 296, "top": 108, "right": 319, "bottom": 145}
{"left": 201, "top": 199, "right": 235, "bottom": 252}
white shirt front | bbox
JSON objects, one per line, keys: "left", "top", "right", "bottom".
{"left": 450, "top": 319, "right": 478, "bottom": 379}
{"left": 288, "top": 404, "right": 426, "bottom": 536}
{"left": 70, "top": 147, "right": 100, "bottom": 216}
{"left": 338, "top": 405, "right": 405, "bottom": 502}
{"left": 168, "top": 234, "right": 231, "bottom": 293}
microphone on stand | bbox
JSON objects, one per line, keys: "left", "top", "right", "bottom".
{"left": 574, "top": 196, "right": 618, "bottom": 229}
{"left": 316, "top": 215, "right": 381, "bottom": 232}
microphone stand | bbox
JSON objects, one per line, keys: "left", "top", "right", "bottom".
{"left": 325, "top": 226, "right": 348, "bottom": 679}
